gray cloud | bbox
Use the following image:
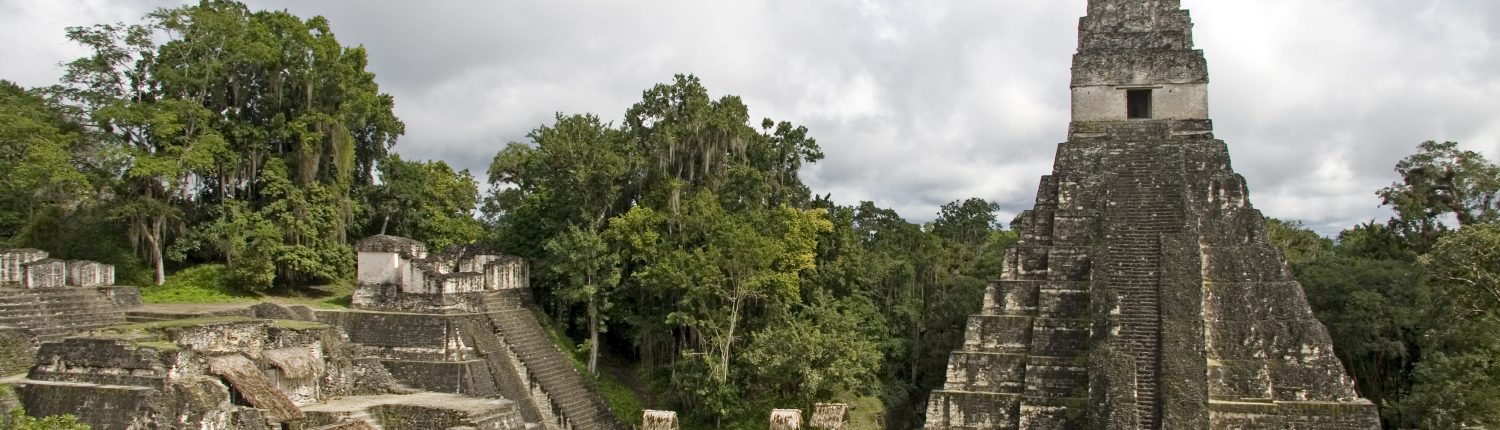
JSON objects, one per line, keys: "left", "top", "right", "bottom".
{"left": 3, "top": 0, "right": 1497, "bottom": 235}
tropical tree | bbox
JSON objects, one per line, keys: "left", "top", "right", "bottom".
{"left": 1396, "top": 223, "right": 1500, "bottom": 428}
{"left": 1378, "top": 141, "right": 1500, "bottom": 251}
{"left": 55, "top": 0, "right": 404, "bottom": 287}
{"left": 362, "top": 154, "right": 482, "bottom": 250}
{"left": 0, "top": 81, "right": 90, "bottom": 239}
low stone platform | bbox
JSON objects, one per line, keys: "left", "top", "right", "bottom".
{"left": 303, "top": 393, "right": 524, "bottom": 430}
{"left": 125, "top": 303, "right": 258, "bottom": 322}
{"left": 0, "top": 286, "right": 140, "bottom": 374}
{"left": 0, "top": 286, "right": 140, "bottom": 340}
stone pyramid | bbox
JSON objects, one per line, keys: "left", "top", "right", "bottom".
{"left": 922, "top": 1, "right": 1381, "bottom": 428}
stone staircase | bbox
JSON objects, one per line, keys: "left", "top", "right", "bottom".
{"left": 479, "top": 290, "right": 620, "bottom": 430}
{"left": 458, "top": 314, "right": 543, "bottom": 423}
{"left": 1099, "top": 128, "right": 1186, "bottom": 429}
{"left": 0, "top": 288, "right": 127, "bottom": 342}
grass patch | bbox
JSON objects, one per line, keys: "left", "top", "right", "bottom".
{"left": 594, "top": 365, "right": 644, "bottom": 427}
{"left": 533, "top": 310, "right": 644, "bottom": 427}
{"left": 141, "top": 265, "right": 258, "bottom": 304}
{"left": 141, "top": 264, "right": 354, "bottom": 309}
{"left": 848, "top": 395, "right": 886, "bottom": 429}
{"left": 268, "top": 280, "right": 354, "bottom": 310}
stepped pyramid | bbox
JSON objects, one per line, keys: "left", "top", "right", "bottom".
{"left": 922, "top": 1, "right": 1381, "bottom": 429}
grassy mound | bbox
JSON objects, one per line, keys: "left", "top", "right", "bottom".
{"left": 141, "top": 265, "right": 257, "bottom": 304}
{"left": 140, "top": 264, "right": 352, "bottom": 309}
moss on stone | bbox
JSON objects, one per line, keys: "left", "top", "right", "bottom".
{"left": 271, "top": 320, "right": 331, "bottom": 331}
{"left": 104, "top": 316, "right": 260, "bottom": 334}
{"left": 131, "top": 340, "right": 180, "bottom": 351}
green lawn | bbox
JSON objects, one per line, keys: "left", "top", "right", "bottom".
{"left": 140, "top": 264, "right": 352, "bottom": 309}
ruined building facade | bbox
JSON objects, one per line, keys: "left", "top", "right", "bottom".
{"left": 10, "top": 236, "right": 619, "bottom": 430}
{"left": 923, "top": 1, "right": 1381, "bottom": 428}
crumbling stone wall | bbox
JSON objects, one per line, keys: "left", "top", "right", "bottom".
{"left": 0, "top": 249, "right": 47, "bottom": 286}
{"left": 14, "top": 316, "right": 413, "bottom": 430}
{"left": 0, "top": 286, "right": 136, "bottom": 343}
{"left": 353, "top": 236, "right": 530, "bottom": 313}
{"left": 809, "top": 403, "right": 848, "bottom": 429}
{"left": 21, "top": 259, "right": 67, "bottom": 289}
{"left": 770, "top": 409, "right": 802, "bottom": 430}
{"left": 1, "top": 248, "right": 118, "bottom": 289}
{"left": 643, "top": 410, "right": 679, "bottom": 430}
{"left": 0, "top": 326, "right": 35, "bottom": 375}
{"left": 67, "top": 260, "right": 115, "bottom": 287}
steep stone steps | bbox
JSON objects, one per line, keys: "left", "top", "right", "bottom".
{"left": 1096, "top": 141, "right": 1187, "bottom": 430}
{"left": 458, "top": 316, "right": 543, "bottom": 424}
{"left": 0, "top": 288, "right": 127, "bottom": 342}
{"left": 479, "top": 291, "right": 621, "bottom": 430}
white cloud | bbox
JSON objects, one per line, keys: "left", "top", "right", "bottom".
{"left": 2, "top": 0, "right": 1497, "bottom": 235}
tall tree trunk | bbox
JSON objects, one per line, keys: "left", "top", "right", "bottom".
{"left": 721, "top": 288, "right": 741, "bottom": 381}
{"left": 588, "top": 294, "right": 600, "bottom": 376}
{"left": 146, "top": 229, "right": 165, "bottom": 286}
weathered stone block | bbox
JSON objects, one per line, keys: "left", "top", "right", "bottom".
{"left": 1018, "top": 398, "right": 1088, "bottom": 430}
{"left": 381, "top": 360, "right": 498, "bottom": 397}
{"left": 0, "top": 326, "right": 35, "bottom": 375}
{"left": 1204, "top": 318, "right": 1272, "bottom": 359}
{"left": 1029, "top": 319, "right": 1089, "bottom": 357}
{"left": 1052, "top": 212, "right": 1097, "bottom": 245}
{"left": 983, "top": 280, "right": 1040, "bottom": 315}
{"left": 21, "top": 258, "right": 67, "bottom": 289}
{"left": 1201, "top": 245, "right": 1292, "bottom": 283}
{"left": 1047, "top": 248, "right": 1093, "bottom": 281}
{"left": 1208, "top": 360, "right": 1274, "bottom": 401}
{"left": 924, "top": 391, "right": 1021, "bottom": 429}
{"left": 1204, "top": 281, "right": 1315, "bottom": 321}
{"left": 943, "top": 352, "right": 1026, "bottom": 393}
{"left": 964, "top": 315, "right": 1034, "bottom": 354}
{"left": 66, "top": 260, "right": 114, "bottom": 287}
{"left": 1037, "top": 287, "right": 1090, "bottom": 319}
{"left": 1024, "top": 357, "right": 1089, "bottom": 398}
{"left": 0, "top": 249, "right": 46, "bottom": 286}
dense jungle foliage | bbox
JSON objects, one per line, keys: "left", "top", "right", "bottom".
{"left": 3, "top": 1, "right": 1499, "bottom": 428}
{"left": 1270, "top": 140, "right": 1500, "bottom": 429}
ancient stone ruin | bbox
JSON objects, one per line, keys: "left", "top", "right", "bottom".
{"left": 351, "top": 235, "right": 528, "bottom": 313}
{"left": 770, "top": 409, "right": 803, "bottom": 430}
{"left": 0, "top": 248, "right": 116, "bottom": 289}
{"left": 333, "top": 235, "right": 618, "bottom": 429}
{"left": 642, "top": 410, "right": 680, "bottom": 430}
{"left": 808, "top": 403, "right": 848, "bottom": 430}
{"left": 0, "top": 248, "right": 138, "bottom": 376}
{"left": 9, "top": 236, "right": 622, "bottom": 430}
{"left": 15, "top": 315, "right": 524, "bottom": 429}
{"left": 923, "top": 0, "right": 1381, "bottom": 429}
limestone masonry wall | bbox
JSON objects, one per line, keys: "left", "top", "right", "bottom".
{"left": 0, "top": 248, "right": 116, "bottom": 289}
{"left": 352, "top": 235, "right": 529, "bottom": 313}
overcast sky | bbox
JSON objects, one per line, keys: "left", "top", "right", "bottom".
{"left": 3, "top": 0, "right": 1498, "bottom": 235}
